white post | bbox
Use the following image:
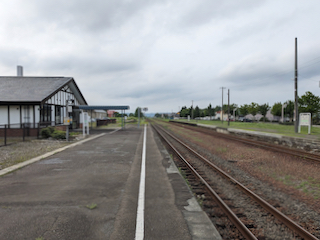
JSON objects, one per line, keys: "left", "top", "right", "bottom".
{"left": 122, "top": 110, "right": 124, "bottom": 130}
{"left": 281, "top": 103, "right": 287, "bottom": 123}
{"left": 87, "top": 112, "right": 89, "bottom": 135}
{"left": 83, "top": 111, "right": 89, "bottom": 135}
{"left": 233, "top": 108, "right": 237, "bottom": 121}
{"left": 308, "top": 114, "right": 311, "bottom": 134}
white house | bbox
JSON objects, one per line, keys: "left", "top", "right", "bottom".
{"left": 0, "top": 76, "right": 87, "bottom": 135}
{"left": 215, "top": 111, "right": 229, "bottom": 120}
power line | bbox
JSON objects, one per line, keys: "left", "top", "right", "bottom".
{"left": 231, "top": 54, "right": 320, "bottom": 88}
{"left": 299, "top": 55, "right": 320, "bottom": 67}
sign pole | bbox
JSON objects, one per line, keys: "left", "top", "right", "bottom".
{"left": 82, "top": 110, "right": 85, "bottom": 137}
{"left": 66, "top": 100, "right": 69, "bottom": 141}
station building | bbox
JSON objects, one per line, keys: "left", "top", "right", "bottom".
{"left": 0, "top": 75, "right": 87, "bottom": 135}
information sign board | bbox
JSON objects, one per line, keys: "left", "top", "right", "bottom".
{"left": 298, "top": 113, "right": 311, "bottom": 134}
{"left": 63, "top": 117, "right": 70, "bottom": 125}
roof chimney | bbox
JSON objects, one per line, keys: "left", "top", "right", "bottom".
{"left": 17, "top": 65, "right": 23, "bottom": 76}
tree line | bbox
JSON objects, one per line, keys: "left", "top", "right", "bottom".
{"left": 154, "top": 91, "right": 320, "bottom": 123}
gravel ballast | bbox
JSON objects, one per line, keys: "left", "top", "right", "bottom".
{"left": 163, "top": 122, "right": 320, "bottom": 238}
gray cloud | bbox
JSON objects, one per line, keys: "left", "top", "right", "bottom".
{"left": 1, "top": 0, "right": 320, "bottom": 112}
{"left": 176, "top": 0, "right": 265, "bottom": 28}
{"left": 41, "top": 56, "right": 138, "bottom": 75}
{"left": 29, "top": 0, "right": 165, "bottom": 32}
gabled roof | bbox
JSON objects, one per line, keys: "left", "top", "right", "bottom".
{"left": 0, "top": 77, "right": 87, "bottom": 105}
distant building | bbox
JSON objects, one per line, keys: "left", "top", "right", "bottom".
{"left": 91, "top": 110, "right": 107, "bottom": 119}
{"left": 215, "top": 111, "right": 228, "bottom": 120}
{"left": 107, "top": 110, "right": 116, "bottom": 118}
{"left": 245, "top": 110, "right": 279, "bottom": 122}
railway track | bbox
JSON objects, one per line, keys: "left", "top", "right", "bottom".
{"left": 169, "top": 121, "right": 320, "bottom": 163}
{"left": 151, "top": 121, "right": 319, "bottom": 239}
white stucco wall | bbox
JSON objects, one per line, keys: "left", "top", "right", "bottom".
{"left": 0, "top": 106, "right": 8, "bottom": 125}
{"left": 0, "top": 105, "right": 40, "bottom": 126}
{"left": 35, "top": 105, "right": 40, "bottom": 124}
{"left": 9, "top": 105, "right": 20, "bottom": 127}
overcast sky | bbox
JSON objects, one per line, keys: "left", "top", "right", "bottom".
{"left": 1, "top": 0, "right": 320, "bottom": 113}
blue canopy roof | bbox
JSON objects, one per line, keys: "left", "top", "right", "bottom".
{"left": 78, "top": 105, "right": 130, "bottom": 110}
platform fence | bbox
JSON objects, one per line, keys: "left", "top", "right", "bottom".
{"left": 0, "top": 122, "right": 55, "bottom": 147}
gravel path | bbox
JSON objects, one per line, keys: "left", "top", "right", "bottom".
{"left": 0, "top": 138, "right": 80, "bottom": 170}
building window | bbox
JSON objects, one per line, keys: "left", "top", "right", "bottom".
{"left": 40, "top": 105, "right": 51, "bottom": 123}
{"left": 55, "top": 106, "right": 62, "bottom": 124}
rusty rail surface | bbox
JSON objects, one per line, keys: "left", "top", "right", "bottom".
{"left": 169, "top": 121, "right": 320, "bottom": 163}
{"left": 152, "top": 121, "right": 319, "bottom": 240}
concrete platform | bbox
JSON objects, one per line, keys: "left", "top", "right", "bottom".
{"left": 0, "top": 124, "right": 221, "bottom": 240}
{"left": 183, "top": 121, "right": 320, "bottom": 151}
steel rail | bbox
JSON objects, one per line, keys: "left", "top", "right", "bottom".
{"left": 169, "top": 121, "right": 320, "bottom": 163}
{"left": 152, "top": 123, "right": 258, "bottom": 240}
{"left": 221, "top": 134, "right": 320, "bottom": 163}
{"left": 154, "top": 122, "right": 319, "bottom": 240}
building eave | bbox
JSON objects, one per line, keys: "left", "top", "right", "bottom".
{"left": 0, "top": 101, "right": 41, "bottom": 105}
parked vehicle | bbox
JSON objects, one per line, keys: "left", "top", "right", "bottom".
{"left": 243, "top": 118, "right": 253, "bottom": 122}
{"left": 239, "top": 117, "right": 252, "bottom": 122}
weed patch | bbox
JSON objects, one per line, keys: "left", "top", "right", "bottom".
{"left": 216, "top": 147, "right": 227, "bottom": 153}
{"left": 178, "top": 167, "right": 191, "bottom": 188}
{"left": 86, "top": 203, "right": 97, "bottom": 210}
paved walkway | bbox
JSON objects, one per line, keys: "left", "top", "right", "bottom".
{"left": 0, "top": 125, "right": 221, "bottom": 240}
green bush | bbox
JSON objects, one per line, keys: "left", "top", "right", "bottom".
{"left": 40, "top": 126, "right": 55, "bottom": 138}
{"left": 51, "top": 130, "right": 66, "bottom": 139}
{"left": 40, "top": 127, "right": 66, "bottom": 139}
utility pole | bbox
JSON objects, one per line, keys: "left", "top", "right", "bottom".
{"left": 294, "top": 38, "right": 299, "bottom": 133}
{"left": 220, "top": 87, "right": 226, "bottom": 124}
{"left": 191, "top": 100, "right": 194, "bottom": 120}
{"left": 228, "top": 89, "right": 230, "bottom": 126}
